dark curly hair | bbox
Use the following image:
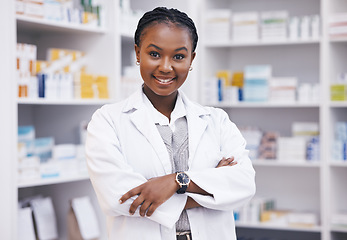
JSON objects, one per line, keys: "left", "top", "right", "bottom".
{"left": 134, "top": 7, "right": 198, "bottom": 52}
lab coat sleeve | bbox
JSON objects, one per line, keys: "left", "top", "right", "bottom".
{"left": 186, "top": 109, "right": 256, "bottom": 211}
{"left": 85, "top": 106, "right": 186, "bottom": 228}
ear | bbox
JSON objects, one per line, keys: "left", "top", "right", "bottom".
{"left": 134, "top": 44, "right": 140, "bottom": 63}
{"left": 190, "top": 51, "right": 196, "bottom": 65}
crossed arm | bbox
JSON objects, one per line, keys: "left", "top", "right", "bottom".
{"left": 119, "top": 157, "right": 237, "bottom": 217}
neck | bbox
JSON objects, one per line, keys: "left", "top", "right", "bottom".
{"left": 143, "top": 87, "right": 177, "bottom": 121}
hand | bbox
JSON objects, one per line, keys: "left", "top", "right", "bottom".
{"left": 216, "top": 157, "right": 237, "bottom": 168}
{"left": 119, "top": 173, "right": 178, "bottom": 217}
{"left": 185, "top": 197, "right": 201, "bottom": 209}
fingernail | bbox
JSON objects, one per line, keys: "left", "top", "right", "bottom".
{"left": 119, "top": 199, "right": 123, "bottom": 204}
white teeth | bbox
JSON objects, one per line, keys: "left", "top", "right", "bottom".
{"left": 157, "top": 78, "right": 173, "bottom": 83}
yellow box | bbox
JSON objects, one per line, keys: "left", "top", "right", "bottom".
{"left": 331, "top": 84, "right": 347, "bottom": 101}
{"left": 216, "top": 70, "right": 232, "bottom": 86}
{"left": 232, "top": 72, "right": 244, "bottom": 87}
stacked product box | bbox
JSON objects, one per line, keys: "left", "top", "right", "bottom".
{"left": 16, "top": 43, "right": 37, "bottom": 98}
{"left": 332, "top": 122, "right": 347, "bottom": 161}
{"left": 239, "top": 127, "right": 263, "bottom": 160}
{"left": 329, "top": 12, "right": 347, "bottom": 39}
{"left": 17, "top": 46, "right": 109, "bottom": 100}
{"left": 268, "top": 77, "right": 297, "bottom": 103}
{"left": 232, "top": 12, "right": 259, "bottom": 43}
{"left": 17, "top": 125, "right": 88, "bottom": 181}
{"left": 331, "top": 73, "right": 347, "bottom": 101}
{"left": 235, "top": 197, "right": 319, "bottom": 228}
{"left": 260, "top": 11, "right": 288, "bottom": 42}
{"left": 205, "top": 9, "right": 232, "bottom": 43}
{"left": 243, "top": 65, "right": 271, "bottom": 102}
{"left": 16, "top": 0, "right": 106, "bottom": 28}
{"left": 277, "top": 122, "right": 320, "bottom": 162}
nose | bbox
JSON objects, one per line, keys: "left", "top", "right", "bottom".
{"left": 159, "top": 57, "right": 173, "bottom": 72}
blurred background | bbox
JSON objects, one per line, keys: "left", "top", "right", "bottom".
{"left": 2, "top": 0, "right": 347, "bottom": 239}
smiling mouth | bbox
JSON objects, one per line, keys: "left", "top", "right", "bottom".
{"left": 154, "top": 76, "right": 176, "bottom": 84}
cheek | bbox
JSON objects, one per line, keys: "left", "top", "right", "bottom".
{"left": 175, "top": 65, "right": 190, "bottom": 78}
{"left": 140, "top": 61, "right": 154, "bottom": 76}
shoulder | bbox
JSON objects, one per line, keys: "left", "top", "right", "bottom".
{"left": 93, "top": 89, "right": 143, "bottom": 120}
{"left": 92, "top": 99, "right": 125, "bottom": 120}
{"left": 180, "top": 91, "right": 231, "bottom": 124}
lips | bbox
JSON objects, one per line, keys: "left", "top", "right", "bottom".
{"left": 154, "top": 76, "right": 176, "bottom": 84}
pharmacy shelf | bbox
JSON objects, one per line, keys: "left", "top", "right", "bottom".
{"left": 330, "top": 162, "right": 347, "bottom": 167}
{"left": 252, "top": 160, "right": 321, "bottom": 168}
{"left": 208, "top": 102, "right": 320, "bottom": 109}
{"left": 329, "top": 37, "right": 347, "bottom": 43}
{"left": 16, "top": 14, "right": 107, "bottom": 34}
{"left": 329, "top": 101, "right": 347, "bottom": 108}
{"left": 18, "top": 173, "right": 89, "bottom": 188}
{"left": 17, "top": 98, "right": 115, "bottom": 105}
{"left": 330, "top": 226, "right": 347, "bottom": 233}
{"left": 236, "top": 222, "right": 322, "bottom": 233}
{"left": 205, "top": 39, "right": 321, "bottom": 48}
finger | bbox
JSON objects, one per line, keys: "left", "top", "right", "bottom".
{"left": 139, "top": 201, "right": 152, "bottom": 217}
{"left": 227, "top": 156, "right": 235, "bottom": 162}
{"left": 146, "top": 203, "right": 159, "bottom": 217}
{"left": 129, "top": 195, "right": 144, "bottom": 215}
{"left": 119, "top": 187, "right": 140, "bottom": 204}
{"left": 226, "top": 157, "right": 235, "bottom": 164}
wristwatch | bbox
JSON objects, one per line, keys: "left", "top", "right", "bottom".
{"left": 175, "top": 172, "right": 190, "bottom": 194}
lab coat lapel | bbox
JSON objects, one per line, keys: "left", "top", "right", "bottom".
{"left": 187, "top": 112, "right": 208, "bottom": 167}
{"left": 181, "top": 92, "right": 209, "bottom": 167}
{"left": 126, "top": 91, "right": 172, "bottom": 175}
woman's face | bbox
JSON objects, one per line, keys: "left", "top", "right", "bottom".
{"left": 135, "top": 23, "right": 196, "bottom": 98}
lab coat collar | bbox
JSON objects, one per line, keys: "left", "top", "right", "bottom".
{"left": 122, "top": 87, "right": 211, "bottom": 172}
{"left": 122, "top": 87, "right": 210, "bottom": 117}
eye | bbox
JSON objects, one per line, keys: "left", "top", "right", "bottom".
{"left": 150, "top": 51, "right": 160, "bottom": 58}
{"left": 174, "top": 54, "right": 185, "bottom": 60}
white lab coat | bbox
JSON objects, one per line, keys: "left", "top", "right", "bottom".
{"left": 86, "top": 88, "right": 256, "bottom": 240}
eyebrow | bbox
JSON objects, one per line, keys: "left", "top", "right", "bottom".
{"left": 147, "top": 44, "right": 188, "bottom": 52}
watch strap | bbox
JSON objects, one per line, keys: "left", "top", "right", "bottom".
{"left": 176, "top": 184, "right": 187, "bottom": 194}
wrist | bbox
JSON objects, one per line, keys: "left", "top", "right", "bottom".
{"left": 175, "top": 172, "right": 190, "bottom": 194}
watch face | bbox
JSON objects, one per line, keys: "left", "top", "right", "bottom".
{"left": 177, "top": 173, "right": 190, "bottom": 185}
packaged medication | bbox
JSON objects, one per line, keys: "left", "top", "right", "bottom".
{"left": 288, "top": 17, "right": 299, "bottom": 40}
{"left": 232, "top": 12, "right": 259, "bottom": 42}
{"left": 260, "top": 11, "right": 288, "bottom": 42}
{"left": 243, "top": 65, "right": 271, "bottom": 102}
{"left": 300, "top": 16, "right": 310, "bottom": 40}
{"left": 331, "top": 84, "right": 347, "bottom": 101}
{"left": 269, "top": 77, "right": 297, "bottom": 103}
{"left": 329, "top": 13, "right": 347, "bottom": 38}
{"left": 205, "top": 10, "right": 232, "bottom": 42}
{"left": 16, "top": 0, "right": 25, "bottom": 14}
{"left": 24, "top": 0, "right": 44, "bottom": 18}
{"left": 311, "top": 15, "right": 320, "bottom": 39}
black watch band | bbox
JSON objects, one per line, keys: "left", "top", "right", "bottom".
{"left": 177, "top": 185, "right": 188, "bottom": 194}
